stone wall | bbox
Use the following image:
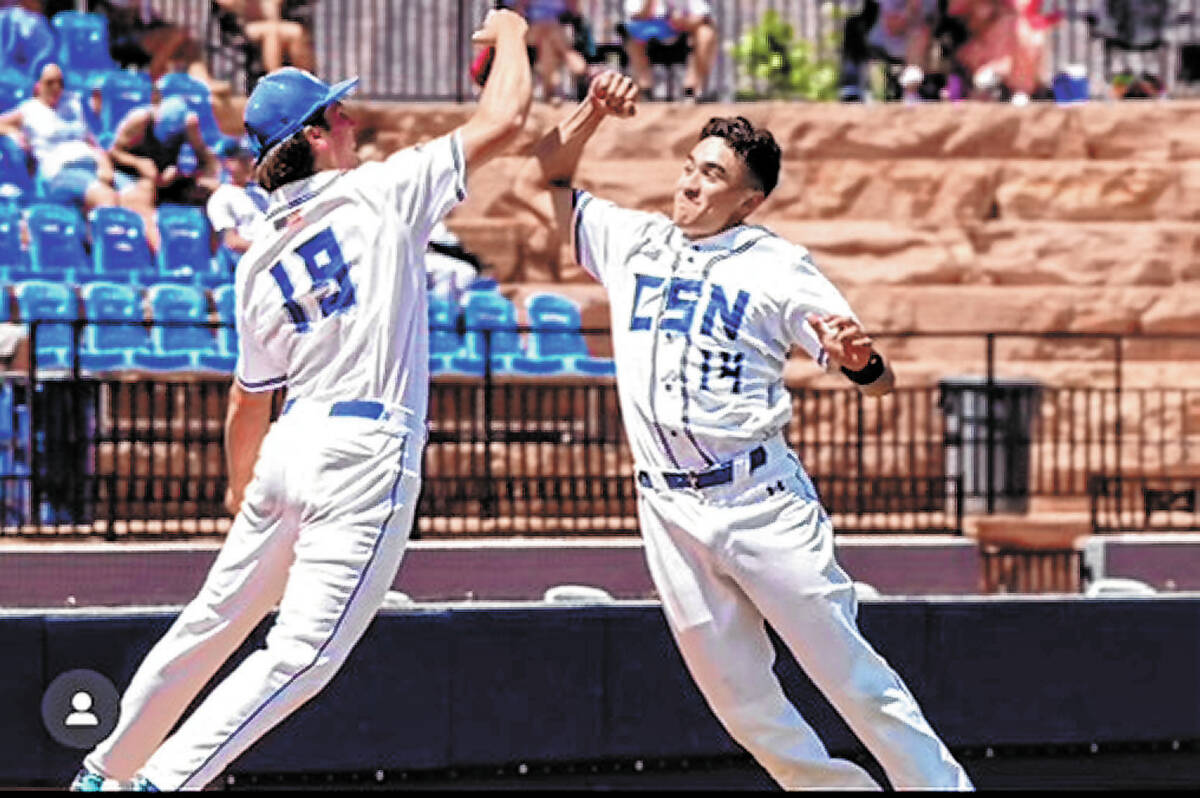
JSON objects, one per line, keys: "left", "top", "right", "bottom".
{"left": 215, "top": 98, "right": 1200, "bottom": 386}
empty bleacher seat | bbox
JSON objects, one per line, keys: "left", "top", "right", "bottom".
{"left": 24, "top": 203, "right": 89, "bottom": 282}
{"left": 520, "top": 292, "right": 615, "bottom": 376}
{"left": 0, "top": 204, "right": 26, "bottom": 279}
{"left": 0, "top": 134, "right": 33, "bottom": 205}
{"left": 0, "top": 7, "right": 55, "bottom": 88}
{"left": 202, "top": 282, "right": 237, "bottom": 371}
{"left": 156, "top": 204, "right": 221, "bottom": 286}
{"left": 14, "top": 279, "right": 77, "bottom": 369}
{"left": 448, "top": 290, "right": 523, "bottom": 375}
{"left": 0, "top": 78, "right": 27, "bottom": 114}
{"left": 144, "top": 283, "right": 219, "bottom": 371}
{"left": 428, "top": 295, "right": 459, "bottom": 375}
{"left": 89, "top": 206, "right": 155, "bottom": 284}
{"left": 155, "top": 72, "right": 223, "bottom": 148}
{"left": 96, "top": 70, "right": 152, "bottom": 143}
{"left": 79, "top": 280, "right": 146, "bottom": 370}
{"left": 50, "top": 12, "right": 119, "bottom": 92}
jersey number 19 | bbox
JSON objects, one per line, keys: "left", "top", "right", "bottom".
{"left": 269, "top": 227, "right": 355, "bottom": 333}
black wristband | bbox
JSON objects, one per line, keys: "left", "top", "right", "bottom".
{"left": 548, "top": 178, "right": 572, "bottom": 188}
{"left": 841, "top": 352, "right": 886, "bottom": 385}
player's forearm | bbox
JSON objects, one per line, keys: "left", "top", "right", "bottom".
{"left": 472, "top": 21, "right": 533, "bottom": 145}
{"left": 534, "top": 98, "right": 607, "bottom": 187}
{"left": 224, "top": 382, "right": 274, "bottom": 509}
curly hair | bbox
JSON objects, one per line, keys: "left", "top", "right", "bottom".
{"left": 698, "top": 116, "right": 781, "bottom": 197}
{"left": 255, "top": 109, "right": 332, "bottom": 193}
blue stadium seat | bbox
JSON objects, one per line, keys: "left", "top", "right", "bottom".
{"left": 0, "top": 134, "right": 33, "bottom": 206}
{"left": 89, "top": 206, "right": 155, "bottom": 284}
{"left": 14, "top": 279, "right": 77, "bottom": 369}
{"left": 24, "top": 203, "right": 89, "bottom": 282}
{"left": 50, "top": 12, "right": 118, "bottom": 91}
{"left": 0, "top": 77, "right": 27, "bottom": 114}
{"left": 79, "top": 280, "right": 147, "bottom": 370}
{"left": 520, "top": 292, "right": 616, "bottom": 376}
{"left": 428, "top": 295, "right": 460, "bottom": 357}
{"left": 155, "top": 73, "right": 223, "bottom": 148}
{"left": 97, "top": 70, "right": 152, "bottom": 141}
{"left": 448, "top": 290, "right": 523, "bottom": 375}
{"left": 142, "top": 283, "right": 218, "bottom": 371}
{"left": 0, "top": 7, "right": 54, "bottom": 88}
{"left": 197, "top": 283, "right": 237, "bottom": 371}
{"left": 156, "top": 204, "right": 219, "bottom": 286}
{"left": 0, "top": 204, "right": 26, "bottom": 279}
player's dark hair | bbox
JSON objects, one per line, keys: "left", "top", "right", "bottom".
{"left": 699, "top": 116, "right": 781, "bottom": 197}
{"left": 256, "top": 108, "right": 332, "bottom": 193}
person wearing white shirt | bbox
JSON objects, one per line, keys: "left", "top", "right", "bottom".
{"left": 0, "top": 63, "right": 120, "bottom": 212}
{"left": 205, "top": 136, "right": 269, "bottom": 272}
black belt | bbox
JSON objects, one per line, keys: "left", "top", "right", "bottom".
{"left": 638, "top": 446, "right": 767, "bottom": 490}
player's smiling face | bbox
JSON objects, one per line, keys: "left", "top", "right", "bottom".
{"left": 672, "top": 137, "right": 764, "bottom": 240}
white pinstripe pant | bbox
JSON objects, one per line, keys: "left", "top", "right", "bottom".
{"left": 85, "top": 402, "right": 421, "bottom": 790}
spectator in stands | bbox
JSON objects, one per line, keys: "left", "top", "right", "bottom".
{"left": 90, "top": 0, "right": 228, "bottom": 93}
{"left": 206, "top": 135, "right": 267, "bottom": 271}
{"left": 866, "top": 0, "right": 939, "bottom": 99}
{"left": 623, "top": 0, "right": 718, "bottom": 102}
{"left": 0, "top": 62, "right": 120, "bottom": 212}
{"left": 503, "top": 0, "right": 590, "bottom": 104}
{"left": 110, "top": 93, "right": 221, "bottom": 248}
{"left": 946, "top": 0, "right": 1056, "bottom": 101}
{"left": 212, "top": 0, "right": 315, "bottom": 75}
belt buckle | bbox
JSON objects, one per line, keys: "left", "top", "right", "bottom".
{"left": 685, "top": 471, "right": 701, "bottom": 489}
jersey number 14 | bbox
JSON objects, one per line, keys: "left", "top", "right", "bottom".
{"left": 269, "top": 227, "right": 356, "bottom": 332}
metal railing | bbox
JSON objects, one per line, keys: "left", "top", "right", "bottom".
{"left": 9, "top": 322, "right": 1200, "bottom": 538}
{"left": 143, "top": 0, "right": 1200, "bottom": 101}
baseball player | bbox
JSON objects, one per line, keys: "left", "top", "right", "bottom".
{"left": 69, "top": 10, "right": 533, "bottom": 792}
{"left": 528, "top": 71, "right": 973, "bottom": 790}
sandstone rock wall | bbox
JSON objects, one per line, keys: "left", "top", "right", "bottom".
{"left": 214, "top": 98, "right": 1200, "bottom": 385}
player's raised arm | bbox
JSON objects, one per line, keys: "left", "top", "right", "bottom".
{"left": 807, "top": 312, "right": 896, "bottom": 397}
{"left": 457, "top": 9, "right": 533, "bottom": 173}
{"left": 532, "top": 70, "right": 639, "bottom": 234}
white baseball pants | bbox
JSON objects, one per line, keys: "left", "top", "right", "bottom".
{"left": 84, "top": 400, "right": 422, "bottom": 790}
{"left": 636, "top": 437, "right": 972, "bottom": 791}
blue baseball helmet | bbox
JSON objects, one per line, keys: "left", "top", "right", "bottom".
{"left": 243, "top": 68, "right": 359, "bottom": 163}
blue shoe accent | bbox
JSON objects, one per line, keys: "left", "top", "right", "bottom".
{"left": 68, "top": 768, "right": 105, "bottom": 792}
{"left": 129, "top": 775, "right": 159, "bottom": 792}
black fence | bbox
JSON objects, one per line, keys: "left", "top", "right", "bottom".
{"left": 143, "top": 0, "right": 1200, "bottom": 102}
{"left": 8, "top": 323, "right": 1200, "bottom": 538}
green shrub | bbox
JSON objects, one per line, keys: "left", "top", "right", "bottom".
{"left": 730, "top": 7, "right": 844, "bottom": 101}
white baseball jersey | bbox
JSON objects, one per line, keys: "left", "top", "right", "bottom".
{"left": 571, "top": 190, "right": 855, "bottom": 472}
{"left": 83, "top": 133, "right": 467, "bottom": 791}
{"left": 571, "top": 189, "right": 972, "bottom": 790}
{"left": 234, "top": 131, "right": 467, "bottom": 424}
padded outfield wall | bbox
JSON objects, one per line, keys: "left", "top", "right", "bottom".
{"left": 5, "top": 596, "right": 1200, "bottom": 789}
